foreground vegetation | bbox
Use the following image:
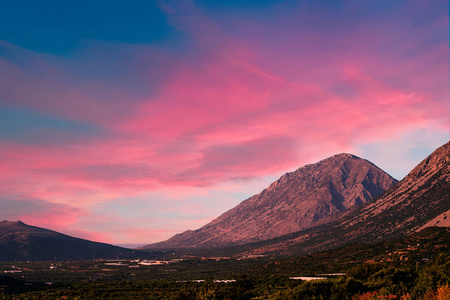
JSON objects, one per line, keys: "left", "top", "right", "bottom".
{"left": 1, "top": 227, "right": 448, "bottom": 299}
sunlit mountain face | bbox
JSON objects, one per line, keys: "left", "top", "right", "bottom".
{"left": 146, "top": 153, "right": 398, "bottom": 248}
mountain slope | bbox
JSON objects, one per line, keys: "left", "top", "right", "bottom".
{"left": 339, "top": 141, "right": 450, "bottom": 238}
{"left": 0, "top": 221, "right": 137, "bottom": 261}
{"left": 145, "top": 154, "right": 397, "bottom": 248}
{"left": 237, "top": 141, "right": 450, "bottom": 256}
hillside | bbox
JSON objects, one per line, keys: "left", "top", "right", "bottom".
{"left": 235, "top": 141, "right": 450, "bottom": 256}
{"left": 145, "top": 154, "right": 397, "bottom": 248}
{"left": 0, "top": 221, "right": 138, "bottom": 261}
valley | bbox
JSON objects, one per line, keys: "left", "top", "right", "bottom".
{"left": 0, "top": 227, "right": 448, "bottom": 299}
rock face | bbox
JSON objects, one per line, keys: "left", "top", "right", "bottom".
{"left": 0, "top": 221, "right": 136, "bottom": 261}
{"left": 236, "top": 141, "right": 450, "bottom": 256}
{"left": 146, "top": 154, "right": 397, "bottom": 248}
{"left": 338, "top": 141, "right": 450, "bottom": 238}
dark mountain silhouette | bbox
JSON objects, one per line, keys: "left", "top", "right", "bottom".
{"left": 0, "top": 221, "right": 137, "bottom": 261}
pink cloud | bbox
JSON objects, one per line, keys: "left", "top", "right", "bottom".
{"left": 0, "top": 0, "right": 447, "bottom": 243}
{"left": 0, "top": 197, "right": 86, "bottom": 231}
{"left": 0, "top": 28, "right": 446, "bottom": 194}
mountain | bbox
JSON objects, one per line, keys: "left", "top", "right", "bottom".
{"left": 337, "top": 141, "right": 450, "bottom": 238}
{"left": 0, "top": 221, "right": 137, "bottom": 261}
{"left": 232, "top": 141, "right": 450, "bottom": 256}
{"left": 144, "top": 153, "right": 397, "bottom": 249}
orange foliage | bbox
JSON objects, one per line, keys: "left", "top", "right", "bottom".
{"left": 424, "top": 285, "right": 450, "bottom": 300}
{"left": 354, "top": 291, "right": 411, "bottom": 300}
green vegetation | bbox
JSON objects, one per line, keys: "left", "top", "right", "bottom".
{"left": 0, "top": 227, "right": 448, "bottom": 299}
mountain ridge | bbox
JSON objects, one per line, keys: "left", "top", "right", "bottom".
{"left": 145, "top": 153, "right": 398, "bottom": 249}
{"left": 0, "top": 220, "right": 138, "bottom": 261}
{"left": 233, "top": 141, "right": 450, "bottom": 256}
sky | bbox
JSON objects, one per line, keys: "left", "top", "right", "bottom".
{"left": 0, "top": 0, "right": 448, "bottom": 245}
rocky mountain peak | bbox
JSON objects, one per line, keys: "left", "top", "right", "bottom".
{"left": 0, "top": 220, "right": 25, "bottom": 229}
{"left": 270, "top": 154, "right": 369, "bottom": 188}
{"left": 145, "top": 153, "right": 398, "bottom": 249}
{"left": 209, "top": 141, "right": 450, "bottom": 257}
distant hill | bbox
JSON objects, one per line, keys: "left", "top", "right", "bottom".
{"left": 232, "top": 141, "right": 450, "bottom": 256}
{"left": 0, "top": 221, "right": 138, "bottom": 261}
{"left": 144, "top": 153, "right": 397, "bottom": 249}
